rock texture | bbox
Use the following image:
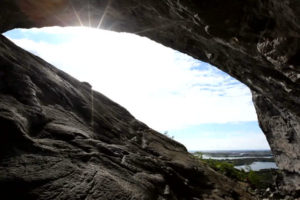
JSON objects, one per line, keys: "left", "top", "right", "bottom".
{"left": 0, "top": 0, "right": 300, "bottom": 197}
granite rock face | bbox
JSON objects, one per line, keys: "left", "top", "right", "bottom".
{"left": 0, "top": 0, "right": 300, "bottom": 196}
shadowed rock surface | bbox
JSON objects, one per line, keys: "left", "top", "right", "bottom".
{"left": 0, "top": 0, "right": 300, "bottom": 197}
{"left": 0, "top": 35, "right": 255, "bottom": 199}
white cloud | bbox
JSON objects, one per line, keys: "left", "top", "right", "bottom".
{"left": 5, "top": 27, "right": 258, "bottom": 131}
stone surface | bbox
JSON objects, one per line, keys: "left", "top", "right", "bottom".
{"left": 0, "top": 0, "right": 300, "bottom": 196}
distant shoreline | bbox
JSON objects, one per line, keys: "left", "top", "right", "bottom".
{"left": 192, "top": 150, "right": 277, "bottom": 171}
{"left": 189, "top": 149, "right": 271, "bottom": 153}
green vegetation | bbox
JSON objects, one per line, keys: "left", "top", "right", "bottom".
{"left": 202, "top": 158, "right": 248, "bottom": 182}
{"left": 194, "top": 154, "right": 277, "bottom": 189}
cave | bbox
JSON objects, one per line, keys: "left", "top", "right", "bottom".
{"left": 0, "top": 0, "right": 300, "bottom": 199}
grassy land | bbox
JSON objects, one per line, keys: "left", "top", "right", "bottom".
{"left": 194, "top": 152, "right": 279, "bottom": 189}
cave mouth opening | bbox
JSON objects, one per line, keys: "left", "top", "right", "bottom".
{"left": 3, "top": 26, "right": 270, "bottom": 152}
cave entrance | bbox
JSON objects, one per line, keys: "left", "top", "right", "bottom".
{"left": 4, "top": 26, "right": 270, "bottom": 152}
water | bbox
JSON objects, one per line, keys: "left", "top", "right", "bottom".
{"left": 235, "top": 162, "right": 278, "bottom": 171}
{"left": 202, "top": 155, "right": 273, "bottom": 160}
{"left": 193, "top": 150, "right": 277, "bottom": 171}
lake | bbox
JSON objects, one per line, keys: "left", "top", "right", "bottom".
{"left": 201, "top": 155, "right": 273, "bottom": 160}
{"left": 235, "top": 162, "right": 278, "bottom": 171}
{"left": 193, "top": 150, "right": 278, "bottom": 171}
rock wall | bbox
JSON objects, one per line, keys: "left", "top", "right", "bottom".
{"left": 1, "top": 0, "right": 300, "bottom": 195}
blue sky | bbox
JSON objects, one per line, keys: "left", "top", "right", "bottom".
{"left": 4, "top": 27, "right": 270, "bottom": 150}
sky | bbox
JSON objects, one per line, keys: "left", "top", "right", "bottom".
{"left": 3, "top": 26, "right": 270, "bottom": 151}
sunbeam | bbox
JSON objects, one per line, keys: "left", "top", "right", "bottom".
{"left": 96, "top": 0, "right": 112, "bottom": 29}
{"left": 70, "top": 0, "right": 83, "bottom": 26}
{"left": 88, "top": 0, "right": 91, "bottom": 27}
{"left": 52, "top": 14, "right": 67, "bottom": 26}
